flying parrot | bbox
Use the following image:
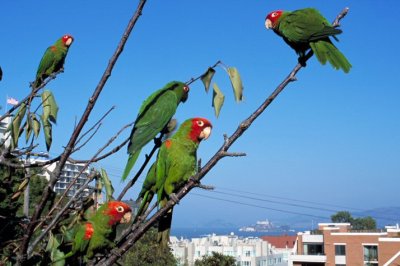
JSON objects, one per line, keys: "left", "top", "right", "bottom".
{"left": 155, "top": 117, "right": 212, "bottom": 249}
{"left": 121, "top": 81, "right": 190, "bottom": 181}
{"left": 56, "top": 201, "right": 132, "bottom": 263}
{"left": 265, "top": 8, "right": 351, "bottom": 73}
{"left": 33, "top": 34, "right": 74, "bottom": 88}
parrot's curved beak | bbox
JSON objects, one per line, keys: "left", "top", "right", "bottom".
{"left": 200, "top": 126, "right": 212, "bottom": 140}
{"left": 66, "top": 37, "right": 73, "bottom": 46}
{"left": 265, "top": 19, "right": 272, "bottom": 29}
{"left": 120, "top": 211, "right": 132, "bottom": 224}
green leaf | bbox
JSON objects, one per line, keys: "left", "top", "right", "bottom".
{"left": 227, "top": 67, "right": 243, "bottom": 102}
{"left": 46, "top": 232, "right": 65, "bottom": 266}
{"left": 212, "top": 83, "right": 225, "bottom": 118}
{"left": 25, "top": 115, "right": 32, "bottom": 143}
{"left": 42, "top": 90, "right": 59, "bottom": 123}
{"left": 32, "top": 114, "right": 41, "bottom": 139}
{"left": 101, "top": 168, "right": 114, "bottom": 202}
{"left": 9, "top": 103, "right": 26, "bottom": 149}
{"left": 200, "top": 67, "right": 216, "bottom": 93}
{"left": 41, "top": 115, "right": 52, "bottom": 151}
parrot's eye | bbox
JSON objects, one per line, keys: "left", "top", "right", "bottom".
{"left": 116, "top": 206, "right": 125, "bottom": 213}
{"left": 197, "top": 120, "right": 204, "bottom": 127}
{"left": 271, "top": 12, "right": 277, "bottom": 17}
{"left": 183, "top": 85, "right": 189, "bottom": 92}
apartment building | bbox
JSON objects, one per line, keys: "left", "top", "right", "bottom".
{"left": 290, "top": 222, "right": 400, "bottom": 266}
{"left": 170, "top": 233, "right": 293, "bottom": 266}
{"left": 42, "top": 159, "right": 92, "bottom": 198}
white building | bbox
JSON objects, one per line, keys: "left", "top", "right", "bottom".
{"left": 170, "top": 233, "right": 292, "bottom": 266}
{"left": 30, "top": 158, "right": 92, "bottom": 198}
{"left": 0, "top": 116, "right": 11, "bottom": 149}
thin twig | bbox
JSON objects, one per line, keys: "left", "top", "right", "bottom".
{"left": 75, "top": 106, "right": 115, "bottom": 146}
{"left": 186, "top": 60, "right": 221, "bottom": 85}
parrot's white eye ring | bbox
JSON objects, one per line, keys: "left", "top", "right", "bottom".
{"left": 197, "top": 120, "right": 204, "bottom": 127}
{"left": 183, "top": 85, "right": 189, "bottom": 92}
{"left": 272, "top": 12, "right": 278, "bottom": 17}
{"left": 116, "top": 206, "right": 124, "bottom": 212}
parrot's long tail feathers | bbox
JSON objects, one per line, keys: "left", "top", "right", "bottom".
{"left": 310, "top": 40, "right": 351, "bottom": 73}
{"left": 121, "top": 151, "right": 141, "bottom": 181}
{"left": 157, "top": 208, "right": 173, "bottom": 250}
{"left": 133, "top": 192, "right": 153, "bottom": 224}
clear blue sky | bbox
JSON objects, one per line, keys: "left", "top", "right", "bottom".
{"left": 1, "top": 1, "right": 399, "bottom": 228}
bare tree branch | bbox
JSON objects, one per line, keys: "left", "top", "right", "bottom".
{"left": 96, "top": 7, "right": 350, "bottom": 265}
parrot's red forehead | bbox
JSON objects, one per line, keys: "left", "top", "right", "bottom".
{"left": 191, "top": 117, "right": 212, "bottom": 129}
{"left": 266, "top": 10, "right": 283, "bottom": 23}
{"left": 106, "top": 201, "right": 132, "bottom": 212}
{"left": 188, "top": 117, "right": 212, "bottom": 142}
{"left": 62, "top": 34, "right": 74, "bottom": 45}
{"left": 103, "top": 201, "right": 132, "bottom": 225}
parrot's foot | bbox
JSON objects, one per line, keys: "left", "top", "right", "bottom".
{"left": 298, "top": 57, "right": 307, "bottom": 67}
{"left": 169, "top": 193, "right": 180, "bottom": 204}
{"left": 154, "top": 136, "right": 162, "bottom": 147}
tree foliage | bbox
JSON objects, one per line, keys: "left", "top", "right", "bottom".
{"left": 331, "top": 211, "right": 377, "bottom": 230}
{"left": 121, "top": 227, "right": 177, "bottom": 266}
{"left": 194, "top": 251, "right": 236, "bottom": 266}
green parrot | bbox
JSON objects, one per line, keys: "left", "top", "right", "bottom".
{"left": 265, "top": 8, "right": 351, "bottom": 73}
{"left": 55, "top": 201, "right": 132, "bottom": 263}
{"left": 155, "top": 117, "right": 212, "bottom": 249}
{"left": 121, "top": 81, "right": 190, "bottom": 181}
{"left": 33, "top": 34, "right": 74, "bottom": 88}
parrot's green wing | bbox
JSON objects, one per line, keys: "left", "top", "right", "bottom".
{"left": 122, "top": 90, "right": 179, "bottom": 181}
{"left": 34, "top": 46, "right": 56, "bottom": 87}
{"left": 278, "top": 8, "right": 341, "bottom": 43}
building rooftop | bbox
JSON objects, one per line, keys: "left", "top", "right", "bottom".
{"left": 260, "top": 235, "right": 296, "bottom": 249}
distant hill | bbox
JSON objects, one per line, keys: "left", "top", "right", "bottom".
{"left": 274, "top": 206, "right": 400, "bottom": 230}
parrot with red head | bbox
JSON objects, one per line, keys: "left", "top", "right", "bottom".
{"left": 33, "top": 34, "right": 74, "bottom": 88}
{"left": 55, "top": 201, "right": 132, "bottom": 263}
{"left": 265, "top": 8, "right": 351, "bottom": 73}
{"left": 155, "top": 117, "right": 212, "bottom": 249}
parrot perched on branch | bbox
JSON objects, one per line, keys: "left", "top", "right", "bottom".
{"left": 155, "top": 117, "right": 212, "bottom": 249}
{"left": 265, "top": 8, "right": 351, "bottom": 73}
{"left": 121, "top": 81, "right": 190, "bottom": 181}
{"left": 33, "top": 34, "right": 74, "bottom": 88}
{"left": 56, "top": 201, "right": 132, "bottom": 263}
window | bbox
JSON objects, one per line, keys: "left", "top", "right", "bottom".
{"left": 363, "top": 245, "right": 378, "bottom": 264}
{"left": 303, "top": 243, "right": 324, "bottom": 255}
{"left": 335, "top": 245, "right": 346, "bottom": 256}
{"left": 245, "top": 250, "right": 251, "bottom": 257}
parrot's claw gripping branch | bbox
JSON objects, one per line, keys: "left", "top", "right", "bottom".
{"left": 169, "top": 193, "right": 180, "bottom": 205}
